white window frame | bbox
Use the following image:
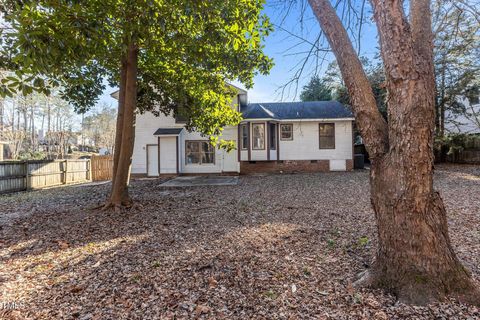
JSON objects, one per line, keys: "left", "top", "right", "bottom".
{"left": 252, "top": 123, "right": 265, "bottom": 150}
{"left": 185, "top": 140, "right": 215, "bottom": 165}
{"left": 280, "top": 124, "right": 293, "bottom": 141}
{"left": 241, "top": 124, "right": 248, "bottom": 150}
{"left": 319, "top": 123, "right": 336, "bottom": 149}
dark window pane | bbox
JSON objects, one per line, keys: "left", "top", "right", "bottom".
{"left": 269, "top": 124, "right": 276, "bottom": 150}
{"left": 186, "top": 141, "right": 199, "bottom": 152}
{"left": 319, "top": 123, "right": 335, "bottom": 149}
{"left": 202, "top": 152, "right": 215, "bottom": 164}
{"left": 186, "top": 153, "right": 200, "bottom": 164}
{"left": 280, "top": 124, "right": 293, "bottom": 140}
{"left": 186, "top": 141, "right": 215, "bottom": 165}
{"left": 241, "top": 125, "right": 248, "bottom": 149}
{"left": 201, "top": 142, "right": 214, "bottom": 153}
{"left": 252, "top": 124, "right": 265, "bottom": 149}
{"left": 319, "top": 123, "right": 335, "bottom": 136}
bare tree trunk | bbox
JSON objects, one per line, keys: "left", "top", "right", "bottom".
{"left": 436, "top": 58, "right": 447, "bottom": 136}
{"left": 308, "top": 0, "right": 479, "bottom": 305}
{"left": 30, "top": 103, "right": 37, "bottom": 151}
{"left": 0, "top": 97, "right": 4, "bottom": 131}
{"left": 23, "top": 106, "right": 27, "bottom": 133}
{"left": 12, "top": 101, "right": 15, "bottom": 132}
{"left": 47, "top": 98, "right": 51, "bottom": 134}
{"left": 107, "top": 42, "right": 137, "bottom": 210}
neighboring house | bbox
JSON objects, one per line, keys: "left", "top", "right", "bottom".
{"left": 444, "top": 96, "right": 480, "bottom": 134}
{"left": 112, "top": 88, "right": 355, "bottom": 176}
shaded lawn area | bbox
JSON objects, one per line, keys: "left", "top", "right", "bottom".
{"left": 1, "top": 165, "right": 479, "bottom": 319}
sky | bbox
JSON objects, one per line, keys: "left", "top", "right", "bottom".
{"left": 97, "top": 0, "right": 381, "bottom": 109}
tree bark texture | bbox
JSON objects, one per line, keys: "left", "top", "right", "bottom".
{"left": 110, "top": 54, "right": 128, "bottom": 195}
{"left": 309, "top": 0, "right": 479, "bottom": 305}
{"left": 108, "top": 42, "right": 138, "bottom": 209}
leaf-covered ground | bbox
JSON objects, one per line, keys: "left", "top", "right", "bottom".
{"left": 1, "top": 165, "right": 479, "bottom": 319}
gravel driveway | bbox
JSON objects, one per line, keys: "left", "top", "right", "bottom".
{"left": 1, "top": 165, "right": 479, "bottom": 319}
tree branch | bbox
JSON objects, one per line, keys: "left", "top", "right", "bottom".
{"left": 410, "top": 0, "right": 435, "bottom": 80}
{"left": 308, "top": 0, "right": 389, "bottom": 159}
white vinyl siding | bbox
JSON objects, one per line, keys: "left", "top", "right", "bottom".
{"left": 278, "top": 121, "right": 352, "bottom": 161}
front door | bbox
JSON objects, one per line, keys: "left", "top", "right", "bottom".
{"left": 147, "top": 144, "right": 159, "bottom": 176}
{"left": 222, "top": 140, "right": 239, "bottom": 172}
{"left": 159, "top": 137, "right": 177, "bottom": 174}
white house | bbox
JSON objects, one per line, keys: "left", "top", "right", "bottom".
{"left": 444, "top": 96, "right": 480, "bottom": 134}
{"left": 116, "top": 89, "right": 355, "bottom": 176}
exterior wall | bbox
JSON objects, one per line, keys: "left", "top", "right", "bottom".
{"left": 240, "top": 160, "right": 330, "bottom": 174}
{"left": 132, "top": 112, "right": 179, "bottom": 174}
{"left": 132, "top": 103, "right": 240, "bottom": 175}
{"left": 278, "top": 120, "right": 353, "bottom": 161}
{"left": 180, "top": 126, "right": 238, "bottom": 174}
{"left": 240, "top": 150, "right": 248, "bottom": 161}
{"left": 132, "top": 97, "right": 354, "bottom": 175}
{"left": 444, "top": 97, "right": 480, "bottom": 134}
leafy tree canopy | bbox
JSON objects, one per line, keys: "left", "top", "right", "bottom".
{"left": 299, "top": 75, "right": 332, "bottom": 101}
{"left": 300, "top": 58, "right": 387, "bottom": 119}
{"left": 1, "top": 0, "right": 273, "bottom": 142}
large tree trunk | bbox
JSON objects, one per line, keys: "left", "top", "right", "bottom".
{"left": 110, "top": 54, "right": 128, "bottom": 198}
{"left": 107, "top": 42, "right": 138, "bottom": 210}
{"left": 308, "top": 0, "right": 479, "bottom": 305}
{"left": 368, "top": 158, "right": 476, "bottom": 304}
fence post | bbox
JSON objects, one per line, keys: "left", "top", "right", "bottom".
{"left": 24, "top": 161, "right": 30, "bottom": 191}
{"left": 63, "top": 160, "right": 68, "bottom": 184}
{"left": 91, "top": 156, "right": 95, "bottom": 181}
{"left": 87, "top": 159, "right": 91, "bottom": 181}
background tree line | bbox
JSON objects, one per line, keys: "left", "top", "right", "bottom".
{"left": 300, "top": 0, "right": 479, "bottom": 139}
{"left": 0, "top": 71, "right": 116, "bottom": 160}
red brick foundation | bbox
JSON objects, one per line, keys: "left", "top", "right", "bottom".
{"left": 240, "top": 160, "right": 330, "bottom": 174}
{"left": 346, "top": 159, "right": 353, "bottom": 171}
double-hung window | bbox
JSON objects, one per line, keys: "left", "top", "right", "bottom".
{"left": 319, "top": 123, "right": 335, "bottom": 149}
{"left": 241, "top": 124, "right": 248, "bottom": 149}
{"left": 280, "top": 124, "right": 293, "bottom": 140}
{"left": 252, "top": 123, "right": 265, "bottom": 150}
{"left": 185, "top": 141, "right": 215, "bottom": 165}
{"left": 269, "top": 123, "right": 276, "bottom": 150}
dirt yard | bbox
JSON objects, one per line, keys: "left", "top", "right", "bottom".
{"left": 1, "top": 165, "right": 479, "bottom": 319}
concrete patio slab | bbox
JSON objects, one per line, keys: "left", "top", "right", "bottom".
{"left": 160, "top": 176, "right": 239, "bottom": 187}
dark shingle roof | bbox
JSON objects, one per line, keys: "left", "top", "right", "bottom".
{"left": 153, "top": 128, "right": 183, "bottom": 135}
{"left": 241, "top": 101, "right": 353, "bottom": 120}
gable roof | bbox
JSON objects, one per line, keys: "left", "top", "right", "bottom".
{"left": 241, "top": 101, "right": 353, "bottom": 120}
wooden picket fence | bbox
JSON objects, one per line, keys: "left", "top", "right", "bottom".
{"left": 91, "top": 155, "right": 114, "bottom": 181}
{"left": 0, "top": 155, "right": 113, "bottom": 194}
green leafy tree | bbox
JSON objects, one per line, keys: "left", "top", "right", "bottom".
{"left": 299, "top": 75, "right": 332, "bottom": 101}
{"left": 1, "top": 0, "right": 273, "bottom": 210}
{"left": 302, "top": 59, "right": 387, "bottom": 119}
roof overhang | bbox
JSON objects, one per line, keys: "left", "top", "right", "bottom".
{"left": 153, "top": 128, "right": 184, "bottom": 136}
{"left": 240, "top": 118, "right": 355, "bottom": 122}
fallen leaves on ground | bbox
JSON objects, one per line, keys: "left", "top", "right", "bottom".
{"left": 0, "top": 164, "right": 479, "bottom": 319}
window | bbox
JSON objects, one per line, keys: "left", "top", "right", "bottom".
{"left": 319, "top": 123, "right": 335, "bottom": 149}
{"left": 252, "top": 123, "right": 265, "bottom": 150}
{"left": 174, "top": 105, "right": 188, "bottom": 123}
{"left": 185, "top": 141, "right": 215, "bottom": 165}
{"left": 241, "top": 124, "right": 248, "bottom": 149}
{"left": 269, "top": 123, "right": 276, "bottom": 150}
{"left": 280, "top": 124, "right": 293, "bottom": 140}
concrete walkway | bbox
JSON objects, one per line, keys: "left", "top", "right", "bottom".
{"left": 160, "top": 176, "right": 239, "bottom": 187}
